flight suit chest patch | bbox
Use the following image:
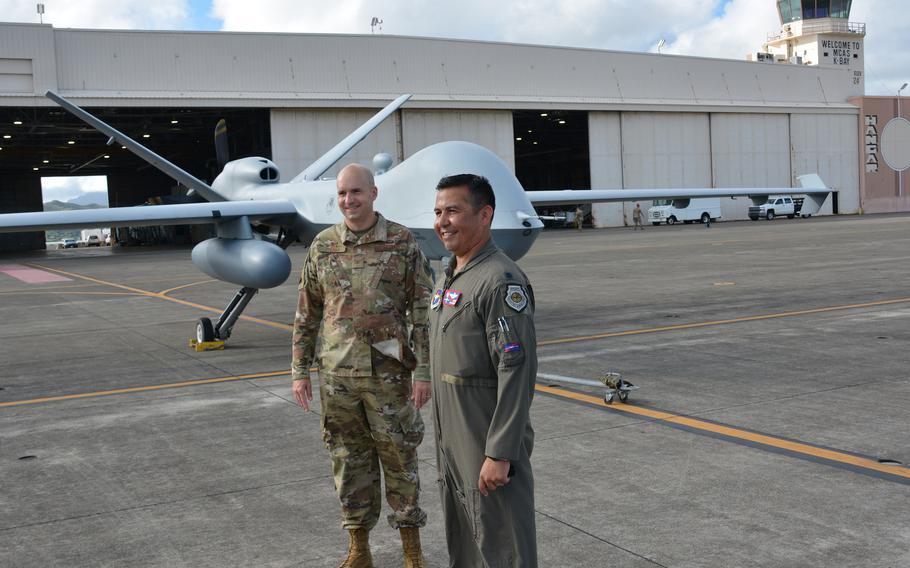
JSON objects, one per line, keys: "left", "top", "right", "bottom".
{"left": 443, "top": 289, "right": 462, "bottom": 307}
{"left": 431, "top": 289, "right": 443, "bottom": 310}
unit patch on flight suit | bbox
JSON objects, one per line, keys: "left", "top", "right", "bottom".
{"left": 443, "top": 289, "right": 462, "bottom": 307}
{"left": 505, "top": 284, "right": 528, "bottom": 312}
{"left": 431, "top": 289, "right": 443, "bottom": 310}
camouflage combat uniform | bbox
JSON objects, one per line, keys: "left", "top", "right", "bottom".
{"left": 292, "top": 213, "right": 433, "bottom": 531}
{"left": 632, "top": 206, "right": 644, "bottom": 230}
{"left": 428, "top": 238, "right": 538, "bottom": 568}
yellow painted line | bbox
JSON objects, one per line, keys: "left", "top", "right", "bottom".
{"left": 4, "top": 362, "right": 907, "bottom": 483}
{"left": 539, "top": 297, "right": 910, "bottom": 347}
{"left": 0, "top": 370, "right": 290, "bottom": 408}
{"left": 23, "top": 264, "right": 910, "bottom": 346}
{"left": 535, "top": 384, "right": 910, "bottom": 480}
{"left": 26, "top": 263, "right": 167, "bottom": 295}
{"left": 158, "top": 279, "right": 217, "bottom": 296}
{"left": 27, "top": 263, "right": 293, "bottom": 332}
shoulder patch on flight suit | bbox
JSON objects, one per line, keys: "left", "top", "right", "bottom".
{"left": 504, "top": 284, "right": 528, "bottom": 312}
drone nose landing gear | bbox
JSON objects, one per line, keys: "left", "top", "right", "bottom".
{"left": 189, "top": 229, "right": 296, "bottom": 352}
{"left": 191, "top": 286, "right": 259, "bottom": 351}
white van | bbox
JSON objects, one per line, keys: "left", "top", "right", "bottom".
{"left": 648, "top": 198, "right": 722, "bottom": 225}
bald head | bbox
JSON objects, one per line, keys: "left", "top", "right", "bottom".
{"left": 336, "top": 163, "right": 379, "bottom": 231}
{"left": 338, "top": 163, "right": 375, "bottom": 188}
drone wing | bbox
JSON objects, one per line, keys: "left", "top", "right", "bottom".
{"left": 527, "top": 174, "right": 832, "bottom": 213}
{"left": 0, "top": 200, "right": 299, "bottom": 233}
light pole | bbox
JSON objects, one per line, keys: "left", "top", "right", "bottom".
{"left": 900, "top": 83, "right": 907, "bottom": 197}
{"left": 900, "top": 83, "right": 908, "bottom": 118}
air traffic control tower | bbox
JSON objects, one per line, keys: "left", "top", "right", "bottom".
{"left": 757, "top": 0, "right": 865, "bottom": 95}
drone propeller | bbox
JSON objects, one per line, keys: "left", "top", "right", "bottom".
{"left": 214, "top": 118, "right": 229, "bottom": 172}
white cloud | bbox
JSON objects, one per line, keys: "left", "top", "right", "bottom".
{"left": 41, "top": 176, "right": 108, "bottom": 204}
{"left": 662, "top": 0, "right": 906, "bottom": 95}
{"left": 663, "top": 0, "right": 779, "bottom": 59}
{"left": 852, "top": 0, "right": 909, "bottom": 95}
{"left": 0, "top": 0, "right": 188, "bottom": 29}
{"left": 211, "top": 0, "right": 717, "bottom": 51}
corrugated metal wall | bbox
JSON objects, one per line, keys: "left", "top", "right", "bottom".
{"left": 711, "top": 114, "right": 791, "bottom": 220}
{"left": 0, "top": 24, "right": 56, "bottom": 95}
{"left": 4, "top": 23, "right": 858, "bottom": 109}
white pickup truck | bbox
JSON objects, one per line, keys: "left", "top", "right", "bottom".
{"left": 748, "top": 196, "right": 808, "bottom": 221}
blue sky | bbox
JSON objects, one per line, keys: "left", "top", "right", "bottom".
{"left": 186, "top": 0, "right": 221, "bottom": 31}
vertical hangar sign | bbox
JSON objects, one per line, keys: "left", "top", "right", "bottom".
{"left": 865, "top": 115, "right": 878, "bottom": 173}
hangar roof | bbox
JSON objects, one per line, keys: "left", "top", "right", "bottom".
{"left": 0, "top": 22, "right": 859, "bottom": 114}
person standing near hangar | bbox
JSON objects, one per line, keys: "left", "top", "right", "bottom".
{"left": 292, "top": 163, "right": 433, "bottom": 568}
{"left": 429, "top": 173, "right": 539, "bottom": 567}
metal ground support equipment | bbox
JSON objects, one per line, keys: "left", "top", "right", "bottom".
{"left": 540, "top": 372, "right": 640, "bottom": 404}
{"left": 599, "top": 372, "right": 639, "bottom": 404}
{"left": 189, "top": 338, "right": 226, "bottom": 352}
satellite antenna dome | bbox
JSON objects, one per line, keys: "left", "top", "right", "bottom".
{"left": 373, "top": 152, "right": 394, "bottom": 174}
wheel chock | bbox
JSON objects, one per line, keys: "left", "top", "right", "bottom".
{"left": 189, "top": 338, "right": 225, "bottom": 352}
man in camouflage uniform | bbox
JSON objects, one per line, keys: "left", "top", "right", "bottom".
{"left": 632, "top": 203, "right": 645, "bottom": 230}
{"left": 429, "top": 174, "right": 539, "bottom": 567}
{"left": 574, "top": 204, "right": 584, "bottom": 230}
{"left": 292, "top": 163, "right": 433, "bottom": 568}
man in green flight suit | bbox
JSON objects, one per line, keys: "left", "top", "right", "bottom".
{"left": 429, "top": 173, "right": 539, "bottom": 567}
{"left": 292, "top": 163, "right": 433, "bottom": 568}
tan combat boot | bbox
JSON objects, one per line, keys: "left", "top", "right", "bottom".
{"left": 399, "top": 527, "right": 427, "bottom": 568}
{"left": 337, "top": 528, "right": 374, "bottom": 568}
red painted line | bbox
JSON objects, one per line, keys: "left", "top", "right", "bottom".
{"left": 0, "top": 264, "right": 72, "bottom": 284}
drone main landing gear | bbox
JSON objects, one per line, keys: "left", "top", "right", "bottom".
{"left": 192, "top": 286, "right": 259, "bottom": 349}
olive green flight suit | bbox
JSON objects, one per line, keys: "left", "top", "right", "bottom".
{"left": 428, "top": 238, "right": 538, "bottom": 568}
{"left": 292, "top": 213, "right": 433, "bottom": 531}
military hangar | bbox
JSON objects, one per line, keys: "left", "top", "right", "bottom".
{"left": 0, "top": 2, "right": 889, "bottom": 251}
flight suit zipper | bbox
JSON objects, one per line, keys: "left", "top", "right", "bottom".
{"left": 441, "top": 301, "right": 473, "bottom": 332}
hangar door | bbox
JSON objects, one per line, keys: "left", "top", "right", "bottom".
{"left": 620, "top": 112, "right": 711, "bottom": 225}
{"left": 790, "top": 114, "right": 859, "bottom": 214}
{"left": 270, "top": 109, "right": 398, "bottom": 180}
{"left": 711, "top": 114, "right": 790, "bottom": 221}
{"left": 402, "top": 110, "right": 515, "bottom": 167}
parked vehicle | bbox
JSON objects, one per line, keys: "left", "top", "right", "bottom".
{"left": 60, "top": 238, "right": 77, "bottom": 248}
{"left": 648, "top": 198, "right": 721, "bottom": 225}
{"left": 748, "top": 196, "right": 807, "bottom": 220}
{"left": 81, "top": 228, "right": 105, "bottom": 246}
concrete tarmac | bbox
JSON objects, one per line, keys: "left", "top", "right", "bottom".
{"left": 1, "top": 214, "right": 909, "bottom": 567}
